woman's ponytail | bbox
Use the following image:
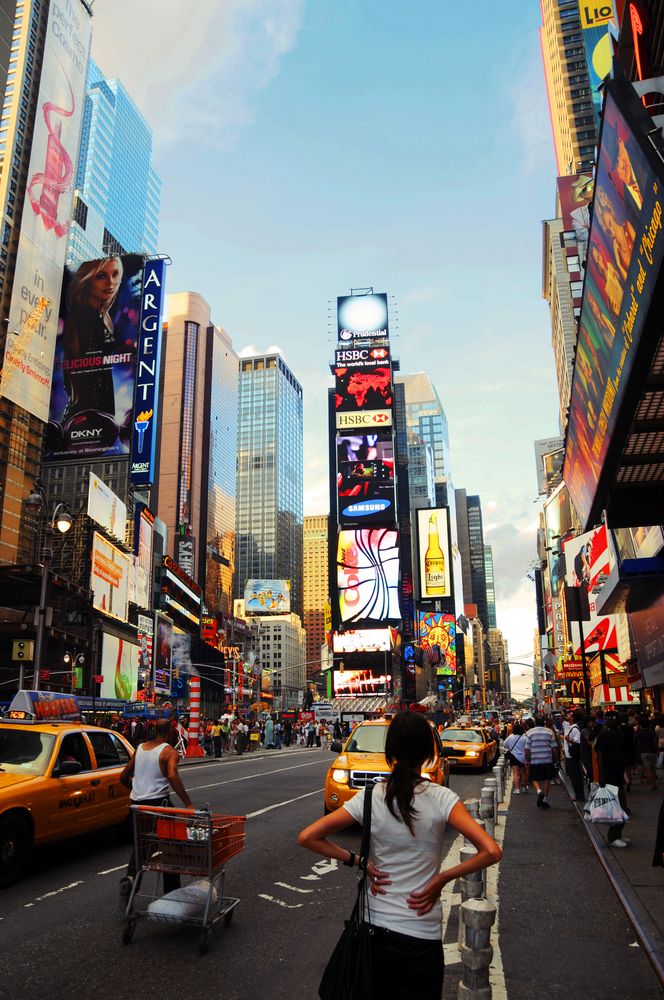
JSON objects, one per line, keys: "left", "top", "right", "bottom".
{"left": 385, "top": 758, "right": 419, "bottom": 834}
{"left": 384, "top": 712, "right": 435, "bottom": 836}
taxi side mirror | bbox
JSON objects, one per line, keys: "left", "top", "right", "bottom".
{"left": 53, "top": 760, "right": 82, "bottom": 777}
{"left": 330, "top": 741, "right": 343, "bottom": 753}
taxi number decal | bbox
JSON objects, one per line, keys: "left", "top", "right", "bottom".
{"left": 59, "top": 791, "right": 95, "bottom": 809}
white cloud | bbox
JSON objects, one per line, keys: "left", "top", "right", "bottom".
{"left": 507, "top": 33, "right": 555, "bottom": 178}
{"left": 90, "top": 0, "right": 304, "bottom": 148}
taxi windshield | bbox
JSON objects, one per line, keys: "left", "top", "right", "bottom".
{"left": 443, "top": 730, "right": 483, "bottom": 743}
{"left": 345, "top": 725, "right": 387, "bottom": 753}
{"left": 0, "top": 728, "right": 56, "bottom": 776}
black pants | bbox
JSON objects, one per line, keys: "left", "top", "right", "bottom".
{"left": 126, "top": 796, "right": 181, "bottom": 894}
{"left": 608, "top": 783, "right": 628, "bottom": 844}
{"left": 213, "top": 736, "right": 222, "bottom": 758}
{"left": 565, "top": 757, "right": 585, "bottom": 800}
{"left": 368, "top": 925, "right": 443, "bottom": 1000}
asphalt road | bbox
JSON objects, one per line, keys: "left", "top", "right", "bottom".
{"left": 0, "top": 747, "right": 484, "bottom": 1000}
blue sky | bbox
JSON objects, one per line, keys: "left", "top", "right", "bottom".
{"left": 93, "top": 0, "right": 560, "bottom": 692}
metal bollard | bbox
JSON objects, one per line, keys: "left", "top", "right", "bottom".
{"left": 479, "top": 786, "right": 495, "bottom": 838}
{"left": 492, "top": 765, "right": 503, "bottom": 803}
{"left": 464, "top": 797, "right": 481, "bottom": 819}
{"left": 458, "top": 845, "right": 484, "bottom": 947}
{"left": 458, "top": 898, "right": 497, "bottom": 1000}
{"left": 484, "top": 778, "right": 498, "bottom": 824}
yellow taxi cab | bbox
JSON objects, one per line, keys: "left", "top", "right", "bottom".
{"left": 440, "top": 725, "right": 499, "bottom": 771}
{"left": 0, "top": 691, "right": 134, "bottom": 886}
{"left": 324, "top": 718, "right": 451, "bottom": 813}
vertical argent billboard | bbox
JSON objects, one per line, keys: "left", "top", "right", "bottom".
{"left": 45, "top": 254, "right": 144, "bottom": 460}
{"left": 130, "top": 258, "right": 166, "bottom": 486}
{"left": 0, "top": 1, "right": 92, "bottom": 420}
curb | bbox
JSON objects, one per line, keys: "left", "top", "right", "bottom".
{"left": 559, "top": 768, "right": 664, "bottom": 986}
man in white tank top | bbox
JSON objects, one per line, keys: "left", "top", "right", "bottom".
{"left": 119, "top": 719, "right": 193, "bottom": 897}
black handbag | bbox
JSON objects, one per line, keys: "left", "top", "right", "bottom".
{"left": 319, "top": 783, "right": 375, "bottom": 1000}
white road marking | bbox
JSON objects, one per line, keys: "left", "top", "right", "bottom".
{"left": 23, "top": 881, "right": 84, "bottom": 907}
{"left": 190, "top": 759, "right": 328, "bottom": 792}
{"left": 274, "top": 882, "right": 314, "bottom": 894}
{"left": 300, "top": 874, "right": 320, "bottom": 881}
{"left": 312, "top": 858, "right": 338, "bottom": 875}
{"left": 97, "top": 865, "right": 126, "bottom": 876}
{"left": 258, "top": 893, "right": 303, "bottom": 909}
{"left": 246, "top": 787, "right": 324, "bottom": 819}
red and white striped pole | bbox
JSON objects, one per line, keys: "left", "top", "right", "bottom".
{"left": 185, "top": 674, "right": 205, "bottom": 757}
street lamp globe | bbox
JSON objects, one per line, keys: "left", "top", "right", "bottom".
{"left": 25, "top": 491, "right": 43, "bottom": 510}
{"left": 54, "top": 510, "right": 73, "bottom": 534}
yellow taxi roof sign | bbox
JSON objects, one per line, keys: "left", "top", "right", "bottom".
{"left": 3, "top": 690, "right": 82, "bottom": 724}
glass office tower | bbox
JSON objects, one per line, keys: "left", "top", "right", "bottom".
{"left": 394, "top": 372, "right": 452, "bottom": 508}
{"left": 235, "top": 352, "right": 304, "bottom": 616}
{"left": 67, "top": 59, "right": 161, "bottom": 265}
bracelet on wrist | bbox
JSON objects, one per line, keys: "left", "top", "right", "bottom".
{"left": 343, "top": 850, "right": 356, "bottom": 868}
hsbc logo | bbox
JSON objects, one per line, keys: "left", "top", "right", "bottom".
{"left": 336, "top": 410, "right": 393, "bottom": 429}
{"left": 335, "top": 347, "right": 390, "bottom": 367}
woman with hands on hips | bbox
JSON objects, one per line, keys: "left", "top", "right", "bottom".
{"left": 298, "top": 712, "right": 502, "bottom": 1000}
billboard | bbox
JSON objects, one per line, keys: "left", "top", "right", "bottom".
{"left": 44, "top": 254, "right": 143, "bottom": 461}
{"left": 337, "top": 430, "right": 395, "bottom": 524}
{"left": 137, "top": 613, "right": 153, "bottom": 700}
{"left": 534, "top": 437, "right": 565, "bottom": 495}
{"left": 543, "top": 483, "right": 572, "bottom": 598}
{"left": 417, "top": 611, "right": 456, "bottom": 676}
{"left": 336, "top": 409, "right": 392, "bottom": 430}
{"left": 0, "top": 1, "right": 92, "bottom": 421}
{"left": 337, "top": 293, "right": 388, "bottom": 342}
{"left": 417, "top": 508, "right": 451, "bottom": 599}
{"left": 90, "top": 532, "right": 130, "bottom": 622}
{"left": 153, "top": 612, "right": 173, "bottom": 695}
{"left": 100, "top": 634, "right": 139, "bottom": 702}
{"left": 334, "top": 345, "right": 390, "bottom": 369}
{"left": 556, "top": 174, "right": 593, "bottom": 245}
{"left": 337, "top": 529, "right": 401, "bottom": 625}
{"left": 244, "top": 579, "right": 291, "bottom": 615}
{"left": 564, "top": 77, "right": 664, "bottom": 526}
{"left": 630, "top": 592, "right": 664, "bottom": 688}
{"left": 172, "top": 629, "right": 192, "bottom": 675}
{"left": 332, "top": 629, "right": 391, "bottom": 654}
{"left": 333, "top": 669, "right": 391, "bottom": 697}
{"left": 579, "top": 1, "right": 615, "bottom": 125}
{"left": 335, "top": 364, "right": 392, "bottom": 419}
{"left": 87, "top": 473, "right": 127, "bottom": 543}
{"left": 132, "top": 507, "right": 154, "bottom": 610}
{"left": 563, "top": 525, "right": 618, "bottom": 656}
{"left": 130, "top": 259, "right": 166, "bottom": 486}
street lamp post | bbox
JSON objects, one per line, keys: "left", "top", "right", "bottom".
{"left": 25, "top": 485, "right": 73, "bottom": 692}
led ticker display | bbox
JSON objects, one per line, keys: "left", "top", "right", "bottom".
{"left": 564, "top": 76, "right": 664, "bottom": 527}
{"left": 337, "top": 430, "right": 395, "bottom": 524}
{"left": 418, "top": 611, "right": 456, "bottom": 676}
{"left": 332, "top": 629, "right": 391, "bottom": 653}
{"left": 337, "top": 293, "right": 389, "bottom": 342}
{"left": 337, "top": 529, "right": 401, "bottom": 625}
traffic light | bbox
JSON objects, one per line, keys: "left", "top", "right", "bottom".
{"left": 12, "top": 640, "right": 34, "bottom": 661}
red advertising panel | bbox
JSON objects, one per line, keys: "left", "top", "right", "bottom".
{"left": 563, "top": 526, "right": 618, "bottom": 656}
{"left": 564, "top": 76, "right": 664, "bottom": 526}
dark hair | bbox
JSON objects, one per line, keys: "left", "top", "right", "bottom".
{"left": 384, "top": 712, "right": 434, "bottom": 836}
{"left": 155, "top": 719, "right": 171, "bottom": 740}
{"left": 573, "top": 709, "right": 585, "bottom": 724}
{"left": 512, "top": 723, "right": 524, "bottom": 735}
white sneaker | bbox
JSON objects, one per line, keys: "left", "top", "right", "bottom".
{"left": 610, "top": 839, "right": 629, "bottom": 848}
{"left": 513, "top": 788, "right": 520, "bottom": 795}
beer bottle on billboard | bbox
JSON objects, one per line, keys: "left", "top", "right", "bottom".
{"left": 424, "top": 514, "right": 446, "bottom": 595}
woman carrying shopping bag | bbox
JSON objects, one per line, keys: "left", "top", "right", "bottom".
{"left": 298, "top": 712, "right": 501, "bottom": 1000}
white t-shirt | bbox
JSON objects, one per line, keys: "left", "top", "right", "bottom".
{"left": 563, "top": 723, "right": 581, "bottom": 760}
{"left": 343, "top": 781, "right": 459, "bottom": 940}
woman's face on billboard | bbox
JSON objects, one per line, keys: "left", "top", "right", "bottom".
{"left": 88, "top": 259, "right": 122, "bottom": 306}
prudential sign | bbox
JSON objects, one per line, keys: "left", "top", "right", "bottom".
{"left": 130, "top": 259, "right": 166, "bottom": 487}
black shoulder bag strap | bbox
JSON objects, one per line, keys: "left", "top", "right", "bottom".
{"left": 358, "top": 782, "right": 375, "bottom": 873}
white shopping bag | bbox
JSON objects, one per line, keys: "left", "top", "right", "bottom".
{"left": 588, "top": 784, "right": 629, "bottom": 825}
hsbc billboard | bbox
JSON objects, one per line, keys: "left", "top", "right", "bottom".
{"left": 334, "top": 346, "right": 390, "bottom": 370}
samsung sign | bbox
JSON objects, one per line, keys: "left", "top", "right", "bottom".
{"left": 342, "top": 499, "right": 392, "bottom": 518}
{"left": 130, "top": 259, "right": 166, "bottom": 486}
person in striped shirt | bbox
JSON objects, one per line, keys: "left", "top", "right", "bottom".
{"left": 525, "top": 717, "right": 559, "bottom": 810}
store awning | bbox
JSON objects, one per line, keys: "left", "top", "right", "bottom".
{"left": 591, "top": 684, "right": 639, "bottom": 707}
{"left": 330, "top": 696, "right": 391, "bottom": 714}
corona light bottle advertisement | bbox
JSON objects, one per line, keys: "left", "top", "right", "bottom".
{"left": 417, "top": 508, "right": 451, "bottom": 599}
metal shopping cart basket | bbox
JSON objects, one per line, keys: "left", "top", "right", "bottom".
{"left": 122, "top": 805, "right": 246, "bottom": 954}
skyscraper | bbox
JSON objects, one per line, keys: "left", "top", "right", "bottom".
{"left": 235, "top": 351, "right": 304, "bottom": 617}
{"left": 484, "top": 545, "right": 497, "bottom": 629}
{"left": 394, "top": 372, "right": 452, "bottom": 508}
{"left": 539, "top": 0, "right": 599, "bottom": 175}
{"left": 303, "top": 515, "right": 329, "bottom": 678}
{"left": 456, "top": 489, "right": 489, "bottom": 630}
{"left": 542, "top": 214, "right": 584, "bottom": 428}
{"left": 67, "top": 59, "right": 161, "bottom": 266}
{"left": 154, "top": 292, "right": 238, "bottom": 617}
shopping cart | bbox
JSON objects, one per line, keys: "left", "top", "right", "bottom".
{"left": 122, "top": 805, "right": 246, "bottom": 955}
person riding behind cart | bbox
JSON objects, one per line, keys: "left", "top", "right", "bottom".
{"left": 119, "top": 719, "right": 194, "bottom": 898}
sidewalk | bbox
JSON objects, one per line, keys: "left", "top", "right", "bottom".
{"left": 559, "top": 767, "right": 664, "bottom": 982}
{"left": 498, "top": 780, "right": 662, "bottom": 998}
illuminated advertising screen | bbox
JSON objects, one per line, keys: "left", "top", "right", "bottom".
{"left": 133, "top": 508, "right": 154, "bottom": 610}
{"left": 416, "top": 508, "right": 451, "bottom": 599}
{"left": 417, "top": 611, "right": 456, "bottom": 676}
{"left": 543, "top": 483, "right": 572, "bottom": 599}
{"left": 131, "top": 258, "right": 166, "bottom": 486}
{"left": 44, "top": 254, "right": 144, "bottom": 461}
{"left": 335, "top": 364, "right": 393, "bottom": 429}
{"left": 563, "top": 526, "right": 618, "bottom": 656}
{"left": 556, "top": 174, "right": 592, "bottom": 245}
{"left": 333, "top": 669, "right": 391, "bottom": 697}
{"left": 334, "top": 345, "right": 390, "bottom": 369}
{"left": 153, "top": 612, "right": 173, "bottom": 695}
{"left": 100, "top": 634, "right": 139, "bottom": 702}
{"left": 564, "top": 77, "right": 664, "bottom": 527}
{"left": 87, "top": 472, "right": 127, "bottom": 543}
{"left": 244, "top": 580, "right": 291, "bottom": 614}
{"left": 579, "top": 0, "right": 615, "bottom": 125}
{"left": 137, "top": 613, "right": 153, "bottom": 701}
{"left": 337, "top": 430, "right": 395, "bottom": 524}
{"left": 332, "top": 629, "right": 391, "bottom": 653}
{"left": 0, "top": 2, "right": 92, "bottom": 421}
{"left": 90, "top": 532, "right": 130, "bottom": 622}
{"left": 337, "top": 529, "right": 401, "bottom": 624}
{"left": 337, "top": 293, "right": 388, "bottom": 342}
